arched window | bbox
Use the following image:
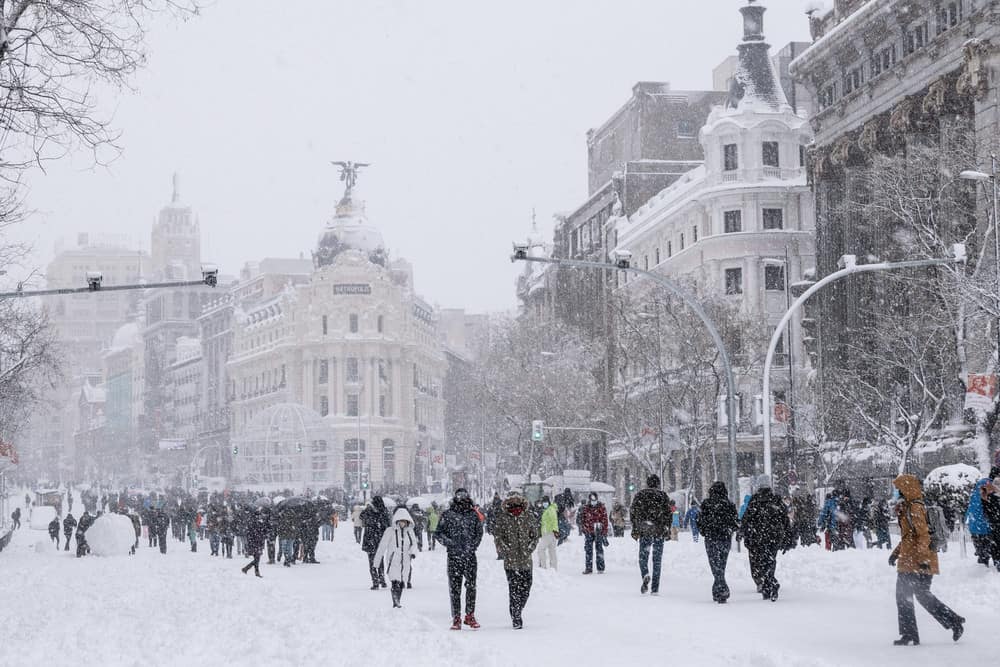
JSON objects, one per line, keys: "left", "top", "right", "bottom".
{"left": 344, "top": 438, "right": 366, "bottom": 487}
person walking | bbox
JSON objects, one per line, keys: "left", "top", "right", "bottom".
{"left": 47, "top": 515, "right": 61, "bottom": 546}
{"left": 153, "top": 506, "right": 170, "bottom": 555}
{"left": 536, "top": 496, "right": 559, "bottom": 570}
{"left": 966, "top": 478, "right": 995, "bottom": 567}
{"left": 493, "top": 493, "right": 539, "bottom": 629}
{"left": 11, "top": 506, "right": 20, "bottom": 529}
{"left": 630, "top": 475, "right": 672, "bottom": 595}
{"left": 791, "top": 492, "right": 819, "bottom": 546}
{"left": 277, "top": 505, "right": 298, "bottom": 567}
{"left": 435, "top": 489, "right": 484, "bottom": 630}
{"left": 219, "top": 510, "right": 234, "bottom": 559}
{"left": 984, "top": 470, "right": 1000, "bottom": 569}
{"left": 373, "top": 507, "right": 418, "bottom": 608}
{"left": 698, "top": 481, "right": 739, "bottom": 603}
{"left": 872, "top": 498, "right": 892, "bottom": 550}
{"left": 75, "top": 511, "right": 95, "bottom": 557}
{"left": 361, "top": 497, "right": 391, "bottom": 588}
{"left": 241, "top": 510, "right": 267, "bottom": 578}
{"left": 555, "top": 488, "right": 574, "bottom": 545}
{"left": 610, "top": 502, "right": 627, "bottom": 538}
{"left": 741, "top": 475, "right": 792, "bottom": 601}
{"left": 351, "top": 504, "right": 365, "bottom": 545}
{"left": 685, "top": 501, "right": 701, "bottom": 543}
{"left": 427, "top": 503, "right": 440, "bottom": 551}
{"left": 579, "top": 492, "right": 608, "bottom": 574}
{"left": 410, "top": 503, "right": 426, "bottom": 552}
{"left": 889, "top": 474, "right": 965, "bottom": 645}
{"left": 62, "top": 512, "right": 77, "bottom": 551}
{"left": 128, "top": 510, "right": 141, "bottom": 555}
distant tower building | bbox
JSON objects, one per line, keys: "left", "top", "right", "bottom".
{"left": 151, "top": 173, "right": 201, "bottom": 280}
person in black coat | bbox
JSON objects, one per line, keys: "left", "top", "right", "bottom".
{"left": 629, "top": 474, "right": 672, "bottom": 595}
{"left": 300, "top": 503, "right": 321, "bottom": 564}
{"left": 410, "top": 504, "right": 427, "bottom": 551}
{"left": 242, "top": 510, "right": 267, "bottom": 577}
{"left": 435, "top": 489, "right": 484, "bottom": 629}
{"left": 741, "top": 475, "right": 793, "bottom": 601}
{"left": 153, "top": 507, "right": 170, "bottom": 555}
{"left": 75, "top": 511, "right": 95, "bottom": 557}
{"left": 62, "top": 513, "right": 77, "bottom": 551}
{"left": 699, "top": 481, "right": 739, "bottom": 603}
{"left": 47, "top": 516, "right": 61, "bottom": 546}
{"left": 262, "top": 507, "right": 278, "bottom": 564}
{"left": 361, "top": 497, "right": 391, "bottom": 588}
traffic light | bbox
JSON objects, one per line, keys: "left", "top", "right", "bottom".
{"left": 296, "top": 442, "right": 302, "bottom": 453}
{"left": 627, "top": 482, "right": 636, "bottom": 493}
{"left": 232, "top": 446, "right": 238, "bottom": 455}
{"left": 531, "top": 420, "right": 544, "bottom": 442}
{"left": 361, "top": 480, "right": 369, "bottom": 490}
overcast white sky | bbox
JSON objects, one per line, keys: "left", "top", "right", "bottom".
{"left": 17, "top": 0, "right": 811, "bottom": 313}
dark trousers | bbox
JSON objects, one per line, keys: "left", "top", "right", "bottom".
{"left": 447, "top": 553, "right": 478, "bottom": 617}
{"left": 266, "top": 539, "right": 276, "bottom": 563}
{"left": 354, "top": 526, "right": 363, "bottom": 543}
{"left": 242, "top": 550, "right": 262, "bottom": 576}
{"left": 157, "top": 529, "right": 168, "bottom": 554}
{"left": 612, "top": 526, "right": 624, "bottom": 538}
{"left": 972, "top": 534, "right": 993, "bottom": 565}
{"left": 75, "top": 535, "right": 88, "bottom": 557}
{"left": 391, "top": 580, "right": 404, "bottom": 607}
{"left": 428, "top": 532, "right": 437, "bottom": 550}
{"left": 415, "top": 528, "right": 423, "bottom": 551}
{"left": 874, "top": 527, "right": 892, "bottom": 549}
{"left": 896, "top": 573, "right": 962, "bottom": 641}
{"left": 748, "top": 546, "right": 779, "bottom": 597}
{"left": 222, "top": 537, "right": 233, "bottom": 558}
{"left": 64, "top": 533, "right": 72, "bottom": 550}
{"left": 704, "top": 539, "right": 731, "bottom": 600}
{"left": 505, "top": 568, "right": 532, "bottom": 620}
{"left": 367, "top": 552, "right": 385, "bottom": 586}
{"left": 584, "top": 533, "right": 605, "bottom": 572}
{"left": 638, "top": 537, "right": 664, "bottom": 592}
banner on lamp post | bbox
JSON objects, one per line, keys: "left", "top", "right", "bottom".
{"left": 965, "top": 373, "right": 997, "bottom": 412}
{"left": 431, "top": 449, "right": 444, "bottom": 468}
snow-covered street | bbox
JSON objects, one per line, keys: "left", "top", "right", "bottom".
{"left": 2, "top": 514, "right": 999, "bottom": 667}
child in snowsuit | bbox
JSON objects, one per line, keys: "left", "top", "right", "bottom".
{"left": 374, "top": 507, "right": 418, "bottom": 608}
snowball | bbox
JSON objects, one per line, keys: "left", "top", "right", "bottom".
{"left": 86, "top": 514, "right": 136, "bottom": 557}
{"left": 29, "top": 505, "right": 57, "bottom": 530}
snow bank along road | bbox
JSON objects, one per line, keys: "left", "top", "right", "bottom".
{"left": 1, "top": 520, "right": 998, "bottom": 667}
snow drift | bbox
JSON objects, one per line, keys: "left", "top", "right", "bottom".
{"left": 86, "top": 514, "right": 135, "bottom": 557}
{"left": 29, "top": 506, "right": 56, "bottom": 530}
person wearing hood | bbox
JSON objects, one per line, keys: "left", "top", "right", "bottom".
{"left": 427, "top": 503, "right": 440, "bottom": 551}
{"left": 374, "top": 507, "right": 418, "bottom": 608}
{"left": 698, "top": 481, "right": 739, "bottom": 603}
{"left": 435, "top": 489, "right": 483, "bottom": 630}
{"left": 872, "top": 498, "right": 892, "bottom": 550}
{"left": 62, "top": 513, "right": 77, "bottom": 551}
{"left": 984, "top": 471, "right": 1000, "bottom": 568}
{"left": 741, "top": 475, "right": 792, "bottom": 601}
{"left": 242, "top": 510, "right": 267, "bottom": 578}
{"left": 75, "top": 511, "right": 95, "bottom": 557}
{"left": 579, "top": 492, "right": 609, "bottom": 574}
{"left": 966, "top": 478, "right": 995, "bottom": 567}
{"left": 493, "top": 493, "right": 539, "bottom": 629}
{"left": 536, "top": 496, "right": 559, "bottom": 570}
{"left": 47, "top": 515, "right": 61, "bottom": 546}
{"left": 610, "top": 501, "right": 627, "bottom": 538}
{"left": 629, "top": 475, "right": 672, "bottom": 595}
{"left": 889, "top": 474, "right": 964, "bottom": 646}
{"left": 361, "top": 497, "right": 392, "bottom": 589}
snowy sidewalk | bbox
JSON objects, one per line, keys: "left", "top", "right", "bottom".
{"left": 1, "top": 524, "right": 998, "bottom": 667}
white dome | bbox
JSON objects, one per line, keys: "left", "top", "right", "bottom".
{"left": 322, "top": 188, "right": 385, "bottom": 254}
{"left": 109, "top": 322, "right": 140, "bottom": 352}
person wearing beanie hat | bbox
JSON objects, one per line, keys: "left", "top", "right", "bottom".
{"left": 741, "top": 476, "right": 792, "bottom": 601}
{"left": 435, "top": 488, "right": 483, "bottom": 630}
{"left": 629, "top": 474, "right": 672, "bottom": 595}
{"left": 580, "top": 492, "right": 609, "bottom": 574}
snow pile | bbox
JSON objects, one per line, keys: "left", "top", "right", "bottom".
{"left": 29, "top": 505, "right": 56, "bottom": 530}
{"left": 925, "top": 463, "right": 982, "bottom": 489}
{"left": 86, "top": 514, "right": 135, "bottom": 557}
{"left": 33, "top": 539, "right": 54, "bottom": 554}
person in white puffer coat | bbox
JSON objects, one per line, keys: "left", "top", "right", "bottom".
{"left": 374, "top": 507, "right": 418, "bottom": 608}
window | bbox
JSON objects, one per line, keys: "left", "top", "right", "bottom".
{"left": 667, "top": 241, "right": 672, "bottom": 257}
{"left": 319, "top": 395, "right": 329, "bottom": 417}
{"left": 344, "top": 438, "right": 366, "bottom": 478}
{"left": 379, "top": 395, "right": 387, "bottom": 417}
{"left": 938, "top": 2, "right": 960, "bottom": 34}
{"left": 644, "top": 255, "right": 649, "bottom": 270}
{"left": 725, "top": 268, "right": 743, "bottom": 295}
{"left": 843, "top": 66, "right": 863, "bottom": 95}
{"left": 349, "top": 314, "right": 359, "bottom": 333}
{"left": 346, "top": 357, "right": 359, "bottom": 383}
{"left": 762, "top": 208, "right": 784, "bottom": 230}
{"left": 321, "top": 315, "right": 328, "bottom": 335}
{"left": 872, "top": 45, "right": 897, "bottom": 77}
{"left": 377, "top": 315, "right": 384, "bottom": 334}
{"left": 318, "top": 360, "right": 328, "bottom": 384}
{"left": 692, "top": 225, "right": 698, "bottom": 243}
{"left": 765, "top": 265, "right": 786, "bottom": 291}
{"left": 799, "top": 145, "right": 806, "bottom": 167}
{"left": 655, "top": 247, "right": 660, "bottom": 265}
{"left": 676, "top": 120, "right": 696, "bottom": 138}
{"left": 723, "top": 144, "right": 739, "bottom": 171}
{"left": 680, "top": 233, "right": 685, "bottom": 251}
{"left": 346, "top": 394, "right": 359, "bottom": 417}
{"left": 724, "top": 210, "right": 742, "bottom": 233}
{"left": 762, "top": 141, "right": 780, "bottom": 168}
{"left": 905, "top": 23, "right": 928, "bottom": 55}
{"left": 818, "top": 83, "right": 836, "bottom": 109}
{"left": 774, "top": 334, "right": 788, "bottom": 367}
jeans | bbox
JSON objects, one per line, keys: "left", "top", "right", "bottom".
{"left": 584, "top": 533, "right": 605, "bottom": 572}
{"left": 428, "top": 531, "right": 437, "bottom": 550}
{"left": 354, "top": 526, "right": 363, "bottom": 544}
{"left": 447, "top": 553, "right": 478, "bottom": 617}
{"left": 748, "top": 546, "right": 779, "bottom": 597}
{"left": 505, "top": 569, "right": 532, "bottom": 620}
{"left": 896, "top": 573, "right": 962, "bottom": 641}
{"left": 391, "top": 581, "right": 404, "bottom": 607}
{"left": 612, "top": 526, "right": 624, "bottom": 537}
{"left": 243, "top": 550, "right": 261, "bottom": 575}
{"left": 321, "top": 524, "right": 333, "bottom": 541}
{"left": 209, "top": 532, "right": 220, "bottom": 556}
{"left": 704, "top": 539, "right": 731, "bottom": 601}
{"left": 638, "top": 536, "right": 664, "bottom": 592}
{"left": 691, "top": 525, "right": 699, "bottom": 542}
{"left": 279, "top": 538, "right": 294, "bottom": 564}
{"left": 266, "top": 538, "right": 276, "bottom": 563}
{"left": 971, "top": 534, "right": 993, "bottom": 565}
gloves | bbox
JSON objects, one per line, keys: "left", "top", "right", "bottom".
{"left": 888, "top": 553, "right": 898, "bottom": 567}
{"left": 919, "top": 561, "right": 930, "bottom": 572}
{"left": 631, "top": 530, "right": 639, "bottom": 541}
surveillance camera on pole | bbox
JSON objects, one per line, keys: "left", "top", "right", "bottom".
{"left": 612, "top": 249, "right": 632, "bottom": 269}
{"left": 85, "top": 271, "right": 103, "bottom": 291}
{"left": 201, "top": 264, "right": 219, "bottom": 287}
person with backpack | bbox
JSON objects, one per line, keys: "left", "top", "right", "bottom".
{"left": 629, "top": 475, "right": 672, "bottom": 595}
{"left": 889, "top": 474, "right": 964, "bottom": 646}
{"left": 698, "top": 481, "right": 739, "bottom": 603}
{"left": 493, "top": 493, "right": 540, "bottom": 629}
{"left": 62, "top": 513, "right": 77, "bottom": 551}
{"left": 924, "top": 498, "right": 950, "bottom": 553}
{"left": 684, "top": 501, "right": 701, "bottom": 543}
{"left": 610, "top": 502, "right": 627, "bottom": 538}
{"left": 741, "top": 475, "right": 792, "bottom": 601}
{"left": 435, "top": 489, "right": 483, "bottom": 630}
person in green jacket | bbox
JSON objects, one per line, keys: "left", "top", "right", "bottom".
{"left": 427, "top": 503, "right": 440, "bottom": 551}
{"left": 536, "top": 496, "right": 559, "bottom": 569}
{"left": 494, "top": 493, "right": 540, "bottom": 629}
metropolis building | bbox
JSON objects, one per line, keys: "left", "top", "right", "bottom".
{"left": 230, "top": 172, "right": 446, "bottom": 492}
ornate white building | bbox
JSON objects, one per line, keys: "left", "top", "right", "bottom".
{"left": 230, "top": 168, "right": 447, "bottom": 492}
{"left": 611, "top": 1, "right": 816, "bottom": 490}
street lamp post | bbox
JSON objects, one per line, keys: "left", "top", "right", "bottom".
{"left": 960, "top": 158, "right": 1000, "bottom": 367}
{"left": 512, "top": 252, "right": 741, "bottom": 503}
{"left": 761, "top": 248, "right": 967, "bottom": 477}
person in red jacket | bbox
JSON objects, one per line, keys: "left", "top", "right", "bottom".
{"left": 580, "top": 492, "right": 609, "bottom": 574}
